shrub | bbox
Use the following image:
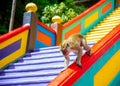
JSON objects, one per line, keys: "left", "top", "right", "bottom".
{"left": 40, "top": 2, "right": 87, "bottom": 26}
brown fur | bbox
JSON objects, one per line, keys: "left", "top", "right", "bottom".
{"left": 60, "top": 33, "right": 91, "bottom": 69}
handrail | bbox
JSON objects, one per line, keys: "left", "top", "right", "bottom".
{"left": 37, "top": 21, "right": 56, "bottom": 34}
{"left": 61, "top": 0, "right": 114, "bottom": 41}
{"left": 48, "top": 24, "right": 120, "bottom": 86}
{"left": 63, "top": 0, "right": 106, "bottom": 29}
{"left": 35, "top": 21, "right": 56, "bottom": 48}
{"left": 0, "top": 24, "right": 30, "bottom": 43}
{"left": 0, "top": 24, "right": 30, "bottom": 69}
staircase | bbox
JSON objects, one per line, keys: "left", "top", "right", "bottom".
{"left": 0, "top": 7, "right": 120, "bottom": 86}
{"left": 85, "top": 7, "right": 120, "bottom": 43}
{"left": 0, "top": 46, "right": 78, "bottom": 86}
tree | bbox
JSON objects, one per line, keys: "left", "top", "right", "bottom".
{"left": 41, "top": 1, "right": 87, "bottom": 25}
{"left": 0, "top": 0, "right": 98, "bottom": 34}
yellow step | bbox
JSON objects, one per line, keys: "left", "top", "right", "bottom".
{"left": 100, "top": 21, "right": 120, "bottom": 25}
{"left": 103, "top": 16, "right": 120, "bottom": 20}
{"left": 102, "top": 19, "right": 120, "bottom": 22}
{"left": 86, "top": 33, "right": 106, "bottom": 37}
{"left": 86, "top": 32, "right": 108, "bottom": 37}
{"left": 86, "top": 36, "right": 105, "bottom": 41}
{"left": 111, "top": 11, "right": 120, "bottom": 14}
{"left": 89, "top": 30, "right": 111, "bottom": 34}
{"left": 99, "top": 24, "right": 118, "bottom": 27}
{"left": 91, "top": 30, "right": 113, "bottom": 34}
{"left": 111, "top": 9, "right": 120, "bottom": 13}
{"left": 91, "top": 27, "right": 111, "bottom": 30}
{"left": 96, "top": 21, "right": 120, "bottom": 27}
{"left": 85, "top": 7, "right": 120, "bottom": 44}
{"left": 104, "top": 18, "right": 120, "bottom": 22}
{"left": 87, "top": 39, "right": 100, "bottom": 43}
{"left": 87, "top": 32, "right": 109, "bottom": 35}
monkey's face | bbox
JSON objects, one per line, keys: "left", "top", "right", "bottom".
{"left": 60, "top": 41, "right": 69, "bottom": 55}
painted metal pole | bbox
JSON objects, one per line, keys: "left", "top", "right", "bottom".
{"left": 9, "top": 0, "right": 17, "bottom": 32}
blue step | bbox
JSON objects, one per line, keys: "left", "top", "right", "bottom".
{"left": 0, "top": 46, "right": 78, "bottom": 86}
{"left": 0, "top": 43, "right": 94, "bottom": 86}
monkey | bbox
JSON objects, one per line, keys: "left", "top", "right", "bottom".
{"left": 60, "top": 33, "right": 91, "bottom": 70}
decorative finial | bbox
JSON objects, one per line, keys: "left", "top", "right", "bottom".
{"left": 52, "top": 15, "right": 62, "bottom": 24}
{"left": 25, "top": 2, "right": 38, "bottom": 12}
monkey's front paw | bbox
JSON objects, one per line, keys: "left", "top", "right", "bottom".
{"left": 61, "top": 68, "right": 67, "bottom": 72}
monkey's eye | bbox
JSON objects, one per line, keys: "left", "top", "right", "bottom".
{"left": 66, "top": 43, "right": 69, "bottom": 47}
{"left": 62, "top": 46, "right": 66, "bottom": 50}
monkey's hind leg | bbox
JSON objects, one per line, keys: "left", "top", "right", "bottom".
{"left": 76, "top": 48, "right": 82, "bottom": 68}
{"left": 81, "top": 38, "right": 91, "bottom": 56}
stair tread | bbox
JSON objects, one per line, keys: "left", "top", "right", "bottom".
{"left": 10, "top": 60, "right": 76, "bottom": 70}
{"left": 11, "top": 56, "right": 76, "bottom": 66}
{"left": 0, "top": 75, "right": 55, "bottom": 85}
{"left": 0, "top": 70, "right": 60, "bottom": 79}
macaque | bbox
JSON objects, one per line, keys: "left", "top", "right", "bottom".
{"left": 60, "top": 33, "right": 91, "bottom": 70}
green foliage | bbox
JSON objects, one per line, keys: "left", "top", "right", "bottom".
{"left": 0, "top": 25, "right": 8, "bottom": 34}
{"left": 41, "top": 1, "right": 87, "bottom": 25}
{"left": 0, "top": 0, "right": 97, "bottom": 34}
